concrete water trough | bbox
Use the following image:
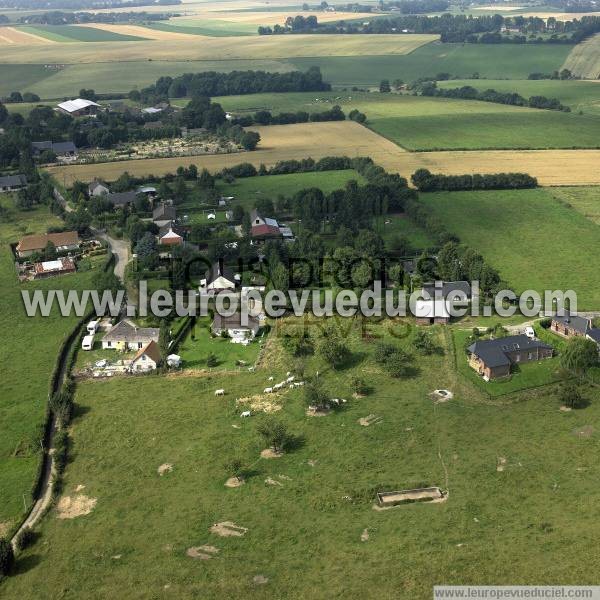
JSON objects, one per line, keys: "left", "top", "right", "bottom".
{"left": 377, "top": 487, "right": 446, "bottom": 507}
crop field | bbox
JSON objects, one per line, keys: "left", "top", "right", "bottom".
{"left": 0, "top": 34, "right": 437, "bottom": 64}
{"left": 0, "top": 200, "right": 104, "bottom": 532}
{"left": 421, "top": 188, "right": 600, "bottom": 309}
{"left": 562, "top": 33, "right": 600, "bottom": 79}
{"left": 170, "top": 10, "right": 376, "bottom": 26}
{"left": 80, "top": 23, "right": 207, "bottom": 41}
{"left": 215, "top": 91, "right": 600, "bottom": 150}
{"left": 45, "top": 121, "right": 600, "bottom": 187}
{"left": 438, "top": 79, "right": 600, "bottom": 116}
{"left": 549, "top": 187, "right": 600, "bottom": 225}
{"left": 4, "top": 319, "right": 600, "bottom": 598}
{"left": 142, "top": 19, "right": 259, "bottom": 37}
{"left": 290, "top": 42, "right": 574, "bottom": 86}
{"left": 0, "top": 64, "right": 57, "bottom": 98}
{"left": 16, "top": 25, "right": 150, "bottom": 43}
{"left": 0, "top": 26, "right": 53, "bottom": 44}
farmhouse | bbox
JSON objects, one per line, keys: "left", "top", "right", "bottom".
{"left": 414, "top": 298, "right": 451, "bottom": 325}
{"left": 57, "top": 98, "right": 101, "bottom": 117}
{"left": 0, "top": 174, "right": 27, "bottom": 193}
{"left": 201, "top": 259, "right": 240, "bottom": 292}
{"left": 130, "top": 340, "right": 161, "bottom": 372}
{"left": 211, "top": 313, "right": 260, "bottom": 343}
{"left": 102, "top": 320, "right": 159, "bottom": 351}
{"left": 550, "top": 311, "right": 591, "bottom": 338}
{"left": 88, "top": 179, "right": 109, "bottom": 197}
{"left": 16, "top": 231, "right": 80, "bottom": 258}
{"left": 107, "top": 190, "right": 137, "bottom": 208}
{"left": 153, "top": 202, "right": 177, "bottom": 227}
{"left": 32, "top": 141, "right": 78, "bottom": 159}
{"left": 467, "top": 334, "right": 553, "bottom": 381}
{"left": 33, "top": 257, "right": 76, "bottom": 279}
{"left": 422, "top": 280, "right": 471, "bottom": 303}
{"left": 250, "top": 209, "right": 284, "bottom": 240}
{"left": 158, "top": 223, "right": 184, "bottom": 246}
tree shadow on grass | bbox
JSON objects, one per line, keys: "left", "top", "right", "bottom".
{"left": 71, "top": 403, "right": 90, "bottom": 423}
{"left": 13, "top": 554, "right": 42, "bottom": 576}
{"left": 337, "top": 351, "right": 367, "bottom": 371}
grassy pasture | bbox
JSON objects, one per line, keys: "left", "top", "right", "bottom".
{"left": 438, "top": 79, "right": 600, "bottom": 116}
{"left": 0, "top": 64, "right": 56, "bottom": 98}
{"left": 0, "top": 199, "right": 103, "bottom": 530}
{"left": 215, "top": 90, "right": 600, "bottom": 150}
{"left": 549, "top": 187, "right": 600, "bottom": 225}
{"left": 290, "top": 42, "right": 574, "bottom": 85}
{"left": 420, "top": 188, "right": 600, "bottom": 309}
{"left": 17, "top": 24, "right": 149, "bottom": 42}
{"left": 4, "top": 320, "right": 600, "bottom": 597}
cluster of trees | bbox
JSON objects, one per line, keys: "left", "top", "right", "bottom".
{"left": 17, "top": 10, "right": 174, "bottom": 24}
{"left": 418, "top": 82, "right": 571, "bottom": 112}
{"left": 528, "top": 68, "right": 575, "bottom": 80}
{"left": 0, "top": 0, "right": 179, "bottom": 8}
{"left": 258, "top": 11, "right": 600, "bottom": 45}
{"left": 129, "top": 67, "right": 330, "bottom": 105}
{"left": 232, "top": 105, "right": 347, "bottom": 127}
{"left": 411, "top": 169, "right": 538, "bottom": 192}
{"left": 1, "top": 91, "right": 40, "bottom": 104}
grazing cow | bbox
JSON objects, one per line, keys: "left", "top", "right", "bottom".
{"left": 247, "top": 366, "right": 255, "bottom": 372}
{"left": 240, "top": 411, "right": 251, "bottom": 418}
{"left": 273, "top": 383, "right": 283, "bottom": 390}
{"left": 286, "top": 371, "right": 291, "bottom": 377}
{"left": 294, "top": 381, "right": 304, "bottom": 387}
{"left": 286, "top": 376, "right": 295, "bottom": 383}
{"left": 268, "top": 376, "right": 274, "bottom": 381}
{"left": 264, "top": 387, "right": 273, "bottom": 394}
{"left": 331, "top": 398, "right": 340, "bottom": 406}
{"left": 215, "top": 389, "right": 225, "bottom": 396}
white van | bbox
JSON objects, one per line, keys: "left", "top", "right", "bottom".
{"left": 82, "top": 334, "right": 95, "bottom": 351}
{"left": 87, "top": 320, "right": 99, "bottom": 335}
{"left": 524, "top": 326, "right": 535, "bottom": 340}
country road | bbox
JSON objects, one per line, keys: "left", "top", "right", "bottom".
{"left": 11, "top": 223, "right": 128, "bottom": 550}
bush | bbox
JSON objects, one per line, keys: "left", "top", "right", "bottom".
{"left": 350, "top": 375, "right": 369, "bottom": 396}
{"left": 0, "top": 537, "right": 14, "bottom": 579}
{"left": 256, "top": 418, "right": 293, "bottom": 453}
{"left": 14, "top": 527, "right": 36, "bottom": 552}
{"left": 206, "top": 353, "right": 219, "bottom": 368}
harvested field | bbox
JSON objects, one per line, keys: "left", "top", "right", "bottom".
{"left": 79, "top": 23, "right": 203, "bottom": 41}
{"left": 0, "top": 33, "right": 437, "bottom": 64}
{"left": 0, "top": 26, "right": 54, "bottom": 45}
{"left": 45, "top": 121, "right": 600, "bottom": 187}
{"left": 172, "top": 10, "right": 375, "bottom": 25}
{"left": 562, "top": 33, "right": 600, "bottom": 78}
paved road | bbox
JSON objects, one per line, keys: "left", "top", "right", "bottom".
{"left": 97, "top": 232, "right": 130, "bottom": 283}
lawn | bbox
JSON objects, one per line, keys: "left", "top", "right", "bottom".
{"left": 438, "top": 79, "right": 600, "bottom": 117}
{"left": 452, "top": 329, "right": 565, "bottom": 397}
{"left": 290, "top": 41, "right": 574, "bottom": 85}
{"left": 420, "top": 188, "right": 600, "bottom": 309}
{"left": 215, "top": 91, "right": 600, "bottom": 151}
{"left": 17, "top": 24, "right": 149, "bottom": 42}
{"left": 0, "top": 198, "right": 105, "bottom": 531}
{"left": 379, "top": 214, "right": 435, "bottom": 252}
{"left": 4, "top": 319, "right": 600, "bottom": 597}
{"left": 177, "top": 320, "right": 262, "bottom": 370}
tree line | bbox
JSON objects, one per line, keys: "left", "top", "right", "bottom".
{"left": 129, "top": 67, "right": 330, "bottom": 105}
{"left": 417, "top": 82, "right": 571, "bottom": 112}
{"left": 231, "top": 105, "right": 356, "bottom": 127}
{"left": 411, "top": 169, "right": 538, "bottom": 192}
{"left": 16, "top": 10, "right": 174, "bottom": 24}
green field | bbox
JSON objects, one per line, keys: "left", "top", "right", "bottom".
{"left": 217, "top": 169, "right": 367, "bottom": 208}
{"left": 549, "top": 187, "right": 600, "bottom": 225}
{"left": 420, "top": 188, "right": 600, "bottom": 309}
{"left": 214, "top": 91, "right": 600, "bottom": 151}
{"left": 4, "top": 319, "right": 600, "bottom": 598}
{"left": 290, "top": 42, "right": 574, "bottom": 85}
{"left": 0, "top": 64, "right": 57, "bottom": 98}
{"left": 143, "top": 19, "right": 257, "bottom": 37}
{"left": 18, "top": 24, "right": 149, "bottom": 42}
{"left": 0, "top": 198, "right": 103, "bottom": 531}
{"left": 438, "top": 79, "right": 600, "bottom": 116}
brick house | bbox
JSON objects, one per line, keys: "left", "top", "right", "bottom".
{"left": 467, "top": 334, "right": 553, "bottom": 381}
{"left": 550, "top": 312, "right": 591, "bottom": 338}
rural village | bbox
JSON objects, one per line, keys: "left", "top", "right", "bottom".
{"left": 1, "top": 0, "right": 600, "bottom": 598}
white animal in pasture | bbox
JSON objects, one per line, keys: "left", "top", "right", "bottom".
{"left": 215, "top": 389, "right": 225, "bottom": 396}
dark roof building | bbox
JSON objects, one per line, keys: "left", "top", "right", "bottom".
{"left": 467, "top": 334, "right": 553, "bottom": 380}
{"left": 32, "top": 141, "right": 77, "bottom": 156}
{"left": 107, "top": 190, "right": 138, "bottom": 208}
{"left": 0, "top": 174, "right": 27, "bottom": 192}
{"left": 153, "top": 202, "right": 176, "bottom": 224}
{"left": 551, "top": 311, "right": 591, "bottom": 337}
{"left": 422, "top": 280, "right": 472, "bottom": 301}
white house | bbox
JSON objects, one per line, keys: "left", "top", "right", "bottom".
{"left": 200, "top": 259, "right": 239, "bottom": 292}
{"left": 130, "top": 340, "right": 161, "bottom": 372}
{"left": 102, "top": 319, "right": 159, "bottom": 351}
{"left": 88, "top": 180, "right": 109, "bottom": 197}
{"left": 57, "top": 98, "right": 101, "bottom": 117}
{"left": 212, "top": 313, "right": 260, "bottom": 343}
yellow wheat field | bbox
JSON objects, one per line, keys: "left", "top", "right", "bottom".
{"left": 45, "top": 121, "right": 600, "bottom": 186}
{"left": 172, "top": 10, "right": 376, "bottom": 25}
{"left": 75, "top": 23, "right": 204, "bottom": 41}
{"left": 0, "top": 33, "right": 436, "bottom": 63}
{"left": 0, "top": 26, "right": 54, "bottom": 45}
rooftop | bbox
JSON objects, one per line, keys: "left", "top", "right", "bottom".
{"left": 57, "top": 98, "right": 101, "bottom": 113}
{"left": 468, "top": 334, "right": 552, "bottom": 368}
